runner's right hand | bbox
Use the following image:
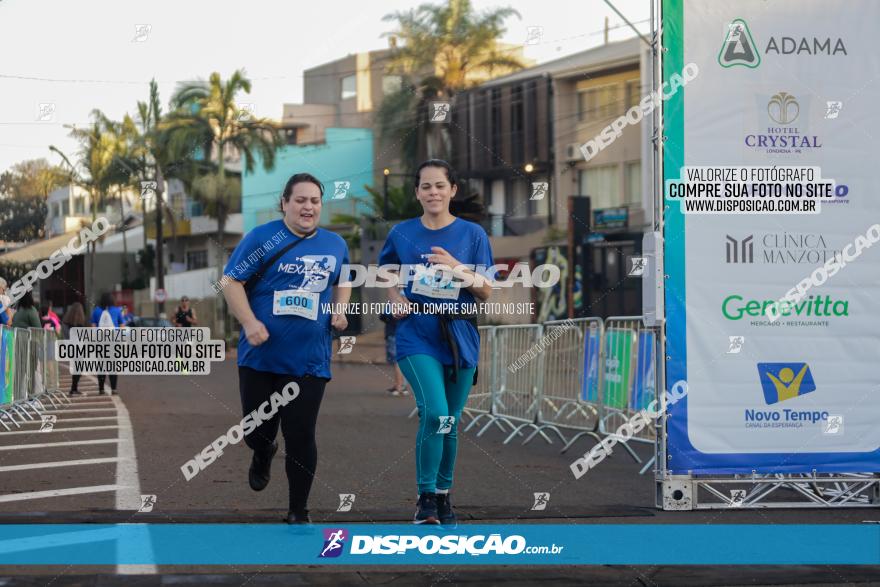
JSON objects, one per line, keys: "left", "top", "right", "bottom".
{"left": 244, "top": 319, "right": 270, "bottom": 346}
{"left": 391, "top": 296, "right": 411, "bottom": 319}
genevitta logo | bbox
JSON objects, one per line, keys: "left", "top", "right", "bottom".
{"left": 719, "top": 18, "right": 847, "bottom": 69}
{"left": 721, "top": 294, "right": 849, "bottom": 321}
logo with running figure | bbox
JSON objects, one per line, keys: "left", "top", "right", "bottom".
{"left": 756, "top": 362, "right": 816, "bottom": 405}
{"left": 298, "top": 255, "right": 335, "bottom": 292}
{"left": 319, "top": 528, "right": 348, "bottom": 558}
{"left": 718, "top": 19, "right": 760, "bottom": 68}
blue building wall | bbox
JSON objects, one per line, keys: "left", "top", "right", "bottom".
{"left": 241, "top": 127, "right": 374, "bottom": 232}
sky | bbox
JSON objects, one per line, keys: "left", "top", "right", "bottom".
{"left": 0, "top": 0, "right": 650, "bottom": 174}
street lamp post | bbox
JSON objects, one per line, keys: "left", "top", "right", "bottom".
{"left": 383, "top": 167, "right": 390, "bottom": 220}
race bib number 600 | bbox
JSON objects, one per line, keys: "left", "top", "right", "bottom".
{"left": 273, "top": 289, "right": 319, "bottom": 320}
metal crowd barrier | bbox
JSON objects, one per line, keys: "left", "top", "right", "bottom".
{"left": 600, "top": 316, "right": 661, "bottom": 473}
{"left": 452, "top": 315, "right": 664, "bottom": 474}
{"left": 541, "top": 318, "right": 605, "bottom": 453}
{"left": 0, "top": 325, "right": 69, "bottom": 431}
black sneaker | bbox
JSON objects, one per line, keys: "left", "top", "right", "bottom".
{"left": 69, "top": 389, "right": 82, "bottom": 397}
{"left": 436, "top": 493, "right": 456, "bottom": 527}
{"left": 413, "top": 493, "right": 440, "bottom": 525}
{"left": 285, "top": 509, "right": 311, "bottom": 524}
{"left": 248, "top": 442, "right": 278, "bottom": 491}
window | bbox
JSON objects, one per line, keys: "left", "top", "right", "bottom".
{"left": 61, "top": 200, "right": 70, "bottom": 216}
{"left": 382, "top": 75, "right": 402, "bottom": 95}
{"left": 625, "top": 161, "right": 642, "bottom": 205}
{"left": 283, "top": 127, "right": 297, "bottom": 145}
{"left": 578, "top": 165, "right": 620, "bottom": 210}
{"left": 510, "top": 85, "right": 524, "bottom": 165}
{"left": 490, "top": 88, "right": 502, "bottom": 166}
{"left": 186, "top": 250, "right": 208, "bottom": 270}
{"left": 625, "top": 78, "right": 641, "bottom": 110}
{"left": 340, "top": 75, "right": 356, "bottom": 100}
{"left": 578, "top": 84, "right": 620, "bottom": 122}
{"left": 73, "top": 196, "right": 85, "bottom": 215}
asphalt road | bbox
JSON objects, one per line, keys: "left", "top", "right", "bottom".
{"left": 0, "top": 360, "right": 877, "bottom": 585}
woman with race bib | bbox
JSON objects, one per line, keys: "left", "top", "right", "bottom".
{"left": 378, "top": 159, "right": 495, "bottom": 526}
{"left": 222, "top": 173, "right": 350, "bottom": 524}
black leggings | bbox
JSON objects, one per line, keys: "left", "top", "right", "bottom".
{"left": 238, "top": 366, "right": 327, "bottom": 512}
{"left": 97, "top": 375, "right": 117, "bottom": 391}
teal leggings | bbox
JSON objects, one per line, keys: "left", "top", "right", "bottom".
{"left": 399, "top": 354, "right": 476, "bottom": 494}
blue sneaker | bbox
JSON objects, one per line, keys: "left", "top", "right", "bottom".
{"left": 414, "top": 493, "right": 440, "bottom": 524}
{"left": 436, "top": 493, "right": 457, "bottom": 527}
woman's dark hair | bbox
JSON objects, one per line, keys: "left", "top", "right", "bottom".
{"left": 17, "top": 291, "right": 34, "bottom": 309}
{"left": 63, "top": 302, "right": 87, "bottom": 327}
{"left": 278, "top": 173, "right": 325, "bottom": 212}
{"left": 99, "top": 292, "right": 114, "bottom": 309}
{"left": 40, "top": 305, "right": 49, "bottom": 316}
{"left": 415, "top": 159, "right": 458, "bottom": 189}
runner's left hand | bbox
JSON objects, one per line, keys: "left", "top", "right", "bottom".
{"left": 331, "top": 313, "right": 348, "bottom": 331}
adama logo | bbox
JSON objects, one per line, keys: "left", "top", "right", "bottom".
{"left": 319, "top": 528, "right": 347, "bottom": 558}
{"left": 719, "top": 18, "right": 847, "bottom": 69}
{"left": 719, "top": 19, "right": 761, "bottom": 68}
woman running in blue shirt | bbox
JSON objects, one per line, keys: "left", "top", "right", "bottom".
{"left": 378, "top": 159, "right": 495, "bottom": 525}
{"left": 222, "top": 173, "right": 351, "bottom": 524}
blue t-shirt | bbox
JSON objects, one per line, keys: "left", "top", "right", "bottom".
{"left": 377, "top": 217, "right": 495, "bottom": 368}
{"left": 225, "top": 220, "right": 349, "bottom": 379}
{"left": 90, "top": 306, "right": 123, "bottom": 327}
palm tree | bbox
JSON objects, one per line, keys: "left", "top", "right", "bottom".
{"left": 380, "top": 0, "right": 526, "bottom": 168}
{"left": 164, "top": 70, "right": 282, "bottom": 335}
{"left": 109, "top": 80, "right": 193, "bottom": 311}
{"left": 50, "top": 110, "right": 121, "bottom": 297}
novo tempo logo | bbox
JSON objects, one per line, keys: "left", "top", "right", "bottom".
{"left": 757, "top": 362, "right": 816, "bottom": 405}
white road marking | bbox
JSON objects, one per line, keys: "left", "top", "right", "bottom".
{"left": 0, "top": 426, "right": 119, "bottom": 435}
{"left": 0, "top": 457, "right": 120, "bottom": 472}
{"left": 0, "top": 485, "right": 123, "bottom": 503}
{"left": 37, "top": 408, "right": 117, "bottom": 413}
{"left": 0, "top": 439, "right": 118, "bottom": 450}
{"left": 112, "top": 394, "right": 156, "bottom": 574}
{"left": 15, "top": 416, "right": 117, "bottom": 424}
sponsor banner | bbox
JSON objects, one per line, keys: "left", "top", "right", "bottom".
{"left": 603, "top": 329, "right": 636, "bottom": 409}
{"left": 580, "top": 328, "right": 601, "bottom": 402}
{"left": 0, "top": 524, "right": 876, "bottom": 565}
{"left": 663, "top": 0, "right": 880, "bottom": 472}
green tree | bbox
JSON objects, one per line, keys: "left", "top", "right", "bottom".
{"left": 164, "top": 70, "right": 283, "bottom": 334}
{"left": 0, "top": 159, "right": 65, "bottom": 241}
{"left": 380, "top": 0, "right": 525, "bottom": 168}
{"left": 50, "top": 111, "right": 123, "bottom": 296}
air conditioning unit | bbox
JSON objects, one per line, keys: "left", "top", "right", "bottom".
{"left": 564, "top": 142, "right": 583, "bottom": 161}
